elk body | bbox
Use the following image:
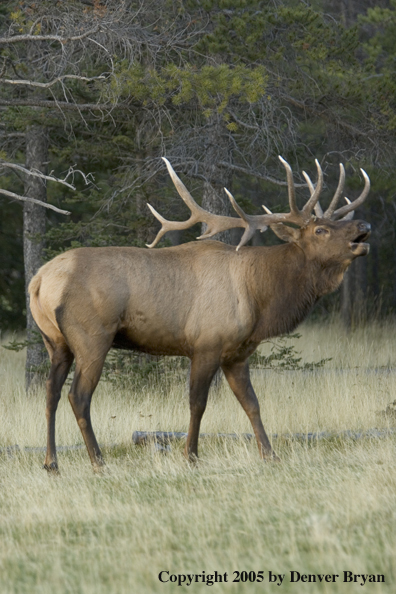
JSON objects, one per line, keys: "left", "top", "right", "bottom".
{"left": 29, "top": 157, "right": 371, "bottom": 471}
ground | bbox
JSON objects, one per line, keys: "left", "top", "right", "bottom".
{"left": 0, "top": 320, "right": 395, "bottom": 593}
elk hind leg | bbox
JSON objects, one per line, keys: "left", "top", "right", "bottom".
{"left": 222, "top": 360, "right": 279, "bottom": 461}
{"left": 68, "top": 348, "right": 109, "bottom": 471}
{"left": 185, "top": 354, "right": 220, "bottom": 461}
{"left": 43, "top": 339, "right": 74, "bottom": 473}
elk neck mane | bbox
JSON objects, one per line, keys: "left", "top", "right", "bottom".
{"left": 243, "top": 240, "right": 346, "bottom": 341}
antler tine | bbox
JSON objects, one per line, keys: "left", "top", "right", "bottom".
{"left": 278, "top": 156, "right": 301, "bottom": 219}
{"left": 226, "top": 187, "right": 314, "bottom": 249}
{"left": 162, "top": 157, "right": 252, "bottom": 239}
{"left": 301, "top": 159, "right": 323, "bottom": 217}
{"left": 323, "top": 163, "right": 345, "bottom": 219}
{"left": 303, "top": 171, "right": 315, "bottom": 194}
{"left": 146, "top": 204, "right": 173, "bottom": 248}
{"left": 339, "top": 197, "right": 354, "bottom": 221}
{"left": 331, "top": 169, "right": 370, "bottom": 220}
{"left": 224, "top": 188, "right": 268, "bottom": 251}
{"left": 314, "top": 202, "right": 324, "bottom": 217}
{"left": 146, "top": 158, "right": 206, "bottom": 248}
{"left": 224, "top": 187, "right": 249, "bottom": 222}
{"left": 303, "top": 171, "right": 324, "bottom": 217}
{"left": 162, "top": 158, "right": 205, "bottom": 217}
{"left": 196, "top": 187, "right": 268, "bottom": 242}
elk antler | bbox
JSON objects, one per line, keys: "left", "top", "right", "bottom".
{"left": 148, "top": 158, "right": 310, "bottom": 250}
{"left": 304, "top": 164, "right": 370, "bottom": 221}
{"left": 147, "top": 157, "right": 337, "bottom": 250}
{"left": 146, "top": 158, "right": 269, "bottom": 251}
{"left": 277, "top": 156, "right": 323, "bottom": 224}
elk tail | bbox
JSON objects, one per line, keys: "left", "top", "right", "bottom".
{"left": 28, "top": 274, "right": 41, "bottom": 300}
{"left": 28, "top": 273, "right": 45, "bottom": 319}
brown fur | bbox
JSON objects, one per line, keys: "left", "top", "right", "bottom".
{"left": 29, "top": 216, "right": 370, "bottom": 471}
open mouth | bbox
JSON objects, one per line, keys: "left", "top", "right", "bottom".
{"left": 349, "top": 231, "right": 371, "bottom": 252}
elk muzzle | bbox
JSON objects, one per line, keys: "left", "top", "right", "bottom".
{"left": 350, "top": 222, "right": 371, "bottom": 256}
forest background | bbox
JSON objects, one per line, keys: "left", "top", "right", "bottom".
{"left": 1, "top": 0, "right": 396, "bottom": 381}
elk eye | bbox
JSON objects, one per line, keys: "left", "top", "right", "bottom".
{"left": 315, "top": 227, "right": 328, "bottom": 235}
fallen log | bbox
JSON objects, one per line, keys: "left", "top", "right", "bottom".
{"left": 132, "top": 431, "right": 187, "bottom": 446}
{"left": 131, "top": 428, "right": 396, "bottom": 447}
{"left": 131, "top": 431, "right": 254, "bottom": 446}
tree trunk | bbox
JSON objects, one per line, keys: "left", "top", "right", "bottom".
{"left": 23, "top": 126, "right": 48, "bottom": 391}
{"left": 134, "top": 122, "right": 157, "bottom": 246}
{"left": 371, "top": 242, "right": 380, "bottom": 299}
{"left": 354, "top": 255, "right": 367, "bottom": 323}
{"left": 341, "top": 266, "right": 353, "bottom": 330}
{"left": 393, "top": 246, "right": 396, "bottom": 312}
{"left": 341, "top": 256, "right": 368, "bottom": 329}
{"left": 201, "top": 113, "right": 233, "bottom": 245}
{"left": 135, "top": 179, "right": 157, "bottom": 246}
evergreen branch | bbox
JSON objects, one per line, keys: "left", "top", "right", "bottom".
{"left": 283, "top": 94, "right": 374, "bottom": 142}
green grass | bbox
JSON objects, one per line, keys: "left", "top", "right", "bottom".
{"left": 0, "top": 320, "right": 396, "bottom": 593}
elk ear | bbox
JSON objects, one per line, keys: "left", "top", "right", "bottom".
{"left": 270, "top": 223, "right": 301, "bottom": 243}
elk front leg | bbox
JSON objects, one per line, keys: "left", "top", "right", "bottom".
{"left": 185, "top": 354, "right": 220, "bottom": 461}
{"left": 222, "top": 360, "right": 279, "bottom": 461}
{"left": 44, "top": 343, "right": 74, "bottom": 473}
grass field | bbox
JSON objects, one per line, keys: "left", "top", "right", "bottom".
{"left": 0, "top": 321, "right": 395, "bottom": 593}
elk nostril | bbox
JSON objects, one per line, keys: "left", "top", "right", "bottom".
{"left": 358, "top": 222, "right": 371, "bottom": 232}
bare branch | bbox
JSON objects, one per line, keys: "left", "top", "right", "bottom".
{"left": 218, "top": 160, "right": 307, "bottom": 188}
{"left": 86, "top": 37, "right": 115, "bottom": 73}
{"left": 63, "top": 165, "right": 95, "bottom": 186}
{"left": 0, "top": 98, "right": 114, "bottom": 111}
{"left": 0, "top": 74, "right": 106, "bottom": 89}
{"left": 0, "top": 27, "right": 101, "bottom": 46}
{"left": 0, "top": 162, "right": 94, "bottom": 212}
{"left": 226, "top": 111, "right": 261, "bottom": 132}
{"left": 0, "top": 188, "right": 70, "bottom": 214}
{"left": 0, "top": 161, "right": 76, "bottom": 189}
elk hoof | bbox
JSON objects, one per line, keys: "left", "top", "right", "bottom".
{"left": 262, "top": 452, "right": 281, "bottom": 463}
{"left": 183, "top": 449, "right": 199, "bottom": 465}
{"left": 43, "top": 462, "right": 59, "bottom": 474}
{"left": 92, "top": 462, "right": 107, "bottom": 475}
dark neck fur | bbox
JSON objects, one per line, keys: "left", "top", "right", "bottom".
{"left": 247, "top": 243, "right": 346, "bottom": 341}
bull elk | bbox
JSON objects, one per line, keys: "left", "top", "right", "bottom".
{"left": 29, "top": 156, "right": 370, "bottom": 472}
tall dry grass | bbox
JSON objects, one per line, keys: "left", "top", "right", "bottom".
{"left": 0, "top": 320, "right": 395, "bottom": 593}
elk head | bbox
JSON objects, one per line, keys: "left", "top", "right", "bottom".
{"left": 267, "top": 158, "right": 370, "bottom": 278}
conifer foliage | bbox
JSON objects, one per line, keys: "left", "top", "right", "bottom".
{"left": 0, "top": 0, "right": 396, "bottom": 336}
